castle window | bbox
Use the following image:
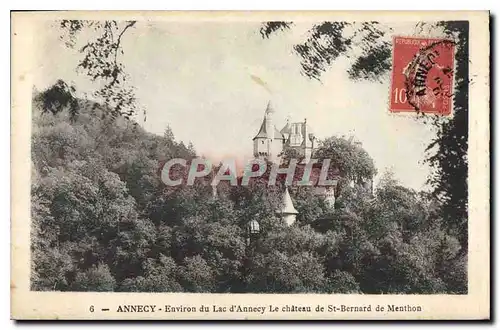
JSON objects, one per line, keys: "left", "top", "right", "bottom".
{"left": 261, "top": 141, "right": 264, "bottom": 144}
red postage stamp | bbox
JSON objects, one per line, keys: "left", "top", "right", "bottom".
{"left": 390, "top": 36, "right": 455, "bottom": 115}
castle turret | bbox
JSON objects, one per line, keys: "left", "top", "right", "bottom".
{"left": 276, "top": 187, "right": 299, "bottom": 226}
{"left": 253, "top": 101, "right": 284, "bottom": 162}
{"left": 280, "top": 116, "right": 291, "bottom": 141}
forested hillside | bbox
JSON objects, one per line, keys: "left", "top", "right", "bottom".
{"left": 30, "top": 89, "right": 466, "bottom": 293}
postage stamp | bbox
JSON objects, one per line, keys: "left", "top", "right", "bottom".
{"left": 390, "top": 36, "right": 455, "bottom": 115}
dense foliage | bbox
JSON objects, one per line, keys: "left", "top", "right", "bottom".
{"left": 31, "top": 89, "right": 466, "bottom": 293}
{"left": 424, "top": 21, "right": 469, "bottom": 249}
{"left": 30, "top": 19, "right": 468, "bottom": 294}
{"left": 261, "top": 19, "right": 470, "bottom": 256}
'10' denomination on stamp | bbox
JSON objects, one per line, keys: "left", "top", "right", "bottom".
{"left": 390, "top": 36, "right": 455, "bottom": 115}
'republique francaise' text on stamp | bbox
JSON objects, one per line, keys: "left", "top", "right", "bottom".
{"left": 391, "top": 36, "right": 455, "bottom": 115}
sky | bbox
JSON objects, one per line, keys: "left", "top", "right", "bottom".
{"left": 32, "top": 20, "right": 441, "bottom": 191}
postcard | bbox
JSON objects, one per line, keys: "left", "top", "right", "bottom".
{"left": 11, "top": 10, "right": 490, "bottom": 320}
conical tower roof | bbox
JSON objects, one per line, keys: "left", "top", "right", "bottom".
{"left": 253, "top": 119, "right": 269, "bottom": 140}
{"left": 280, "top": 118, "right": 291, "bottom": 135}
{"left": 252, "top": 101, "right": 284, "bottom": 140}
{"left": 278, "top": 187, "right": 298, "bottom": 215}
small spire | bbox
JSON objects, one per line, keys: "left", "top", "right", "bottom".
{"left": 266, "top": 100, "right": 274, "bottom": 114}
{"left": 279, "top": 187, "right": 298, "bottom": 215}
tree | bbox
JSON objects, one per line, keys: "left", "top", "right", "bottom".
{"left": 119, "top": 255, "right": 183, "bottom": 292}
{"left": 332, "top": 171, "right": 464, "bottom": 293}
{"left": 260, "top": 21, "right": 392, "bottom": 82}
{"left": 324, "top": 270, "right": 360, "bottom": 293}
{"left": 72, "top": 263, "right": 116, "bottom": 292}
{"left": 291, "top": 187, "right": 331, "bottom": 225}
{"left": 424, "top": 21, "right": 469, "bottom": 249}
{"left": 314, "top": 136, "right": 377, "bottom": 197}
{"left": 57, "top": 20, "right": 139, "bottom": 120}
{"left": 33, "top": 79, "right": 79, "bottom": 122}
{"left": 261, "top": 20, "right": 469, "bottom": 249}
{"left": 244, "top": 225, "right": 328, "bottom": 293}
{"left": 178, "top": 255, "right": 217, "bottom": 293}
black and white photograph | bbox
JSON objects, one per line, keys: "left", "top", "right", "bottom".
{"left": 10, "top": 11, "right": 490, "bottom": 320}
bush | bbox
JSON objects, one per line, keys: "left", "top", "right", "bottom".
{"left": 72, "top": 264, "right": 116, "bottom": 292}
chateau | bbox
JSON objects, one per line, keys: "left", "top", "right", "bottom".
{"left": 253, "top": 101, "right": 316, "bottom": 163}
{"left": 251, "top": 101, "right": 336, "bottom": 227}
{"left": 243, "top": 101, "right": 371, "bottom": 231}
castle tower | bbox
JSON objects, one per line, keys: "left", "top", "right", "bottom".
{"left": 253, "top": 101, "right": 284, "bottom": 162}
{"left": 276, "top": 187, "right": 299, "bottom": 226}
